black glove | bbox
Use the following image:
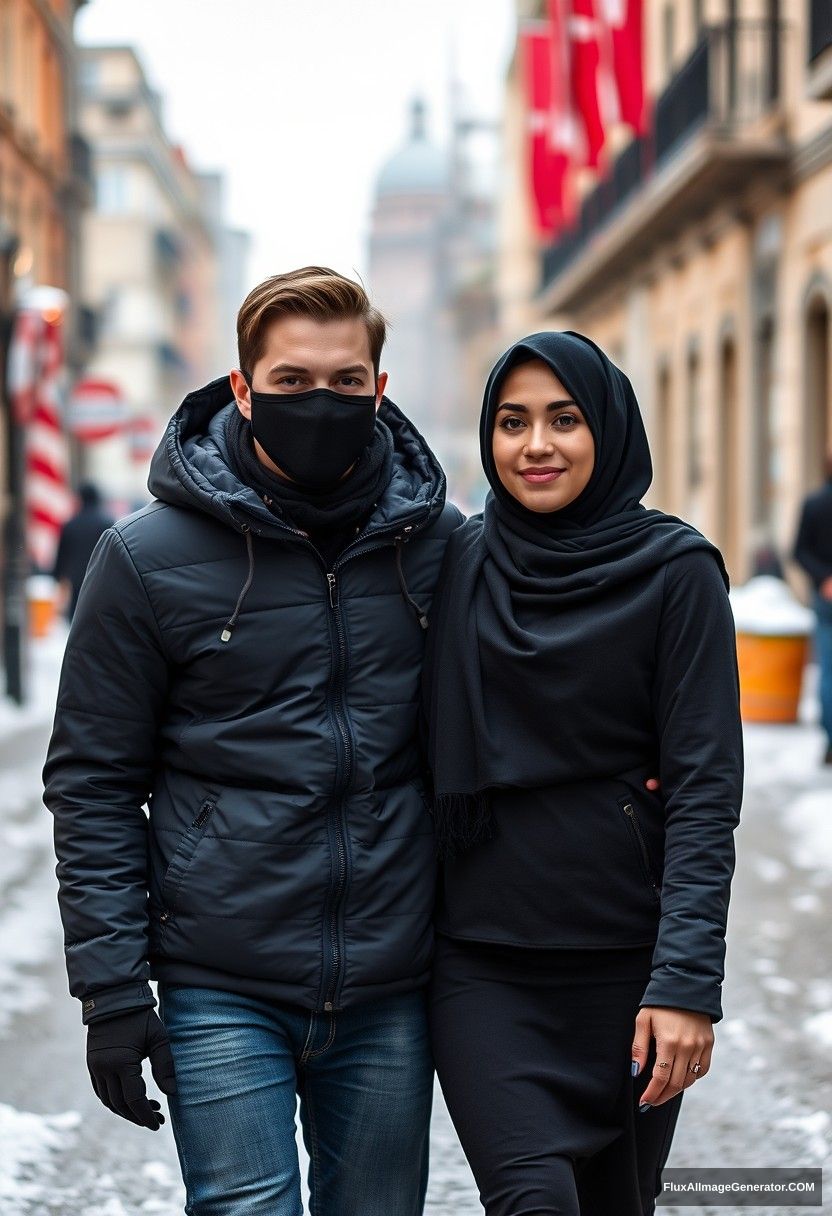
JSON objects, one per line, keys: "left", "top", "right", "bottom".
{"left": 86, "top": 1006, "right": 177, "bottom": 1130}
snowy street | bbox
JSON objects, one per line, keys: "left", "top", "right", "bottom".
{"left": 0, "top": 630, "right": 830, "bottom": 1215}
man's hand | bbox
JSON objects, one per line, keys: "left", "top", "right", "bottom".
{"left": 631, "top": 1006, "right": 713, "bottom": 1108}
{"left": 820, "top": 575, "right": 832, "bottom": 601}
{"left": 86, "top": 1007, "right": 177, "bottom": 1130}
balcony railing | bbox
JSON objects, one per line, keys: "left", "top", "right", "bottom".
{"left": 541, "top": 18, "right": 785, "bottom": 296}
{"left": 809, "top": 0, "right": 832, "bottom": 62}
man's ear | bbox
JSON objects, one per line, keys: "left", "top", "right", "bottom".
{"left": 375, "top": 370, "right": 389, "bottom": 409}
{"left": 229, "top": 369, "right": 252, "bottom": 420}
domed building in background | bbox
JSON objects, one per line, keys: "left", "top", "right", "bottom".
{"left": 368, "top": 97, "right": 498, "bottom": 509}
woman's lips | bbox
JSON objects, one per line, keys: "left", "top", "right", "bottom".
{"left": 518, "top": 468, "right": 566, "bottom": 484}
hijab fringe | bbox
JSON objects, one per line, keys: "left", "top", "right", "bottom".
{"left": 432, "top": 791, "right": 495, "bottom": 860}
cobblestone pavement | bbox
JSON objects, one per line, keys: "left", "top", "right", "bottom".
{"left": 0, "top": 641, "right": 829, "bottom": 1213}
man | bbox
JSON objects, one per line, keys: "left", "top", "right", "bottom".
{"left": 793, "top": 452, "right": 832, "bottom": 765}
{"left": 51, "top": 481, "right": 113, "bottom": 619}
{"left": 42, "top": 267, "right": 463, "bottom": 1215}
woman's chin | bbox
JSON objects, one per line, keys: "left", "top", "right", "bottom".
{"left": 508, "top": 484, "right": 571, "bottom": 514}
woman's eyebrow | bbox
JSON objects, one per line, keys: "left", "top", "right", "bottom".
{"left": 496, "top": 399, "right": 577, "bottom": 412}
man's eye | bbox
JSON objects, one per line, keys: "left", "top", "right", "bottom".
{"left": 339, "top": 377, "right": 362, "bottom": 387}
{"left": 277, "top": 376, "right": 302, "bottom": 387}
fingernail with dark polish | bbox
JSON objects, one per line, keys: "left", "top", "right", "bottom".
{"left": 631, "top": 1060, "right": 640, "bottom": 1076}
{"left": 639, "top": 1102, "right": 652, "bottom": 1113}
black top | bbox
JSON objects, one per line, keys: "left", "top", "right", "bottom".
{"left": 793, "top": 479, "right": 832, "bottom": 590}
{"left": 52, "top": 505, "right": 113, "bottom": 589}
{"left": 433, "top": 541, "right": 743, "bottom": 1022}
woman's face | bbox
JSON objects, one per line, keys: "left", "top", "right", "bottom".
{"left": 492, "top": 358, "right": 595, "bottom": 514}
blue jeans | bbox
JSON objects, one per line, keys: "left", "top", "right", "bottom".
{"left": 157, "top": 984, "right": 433, "bottom": 1216}
{"left": 814, "top": 593, "right": 832, "bottom": 744}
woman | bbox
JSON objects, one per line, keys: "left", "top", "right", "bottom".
{"left": 423, "top": 331, "right": 743, "bottom": 1216}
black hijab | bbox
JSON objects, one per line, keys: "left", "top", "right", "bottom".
{"left": 422, "top": 330, "right": 729, "bottom": 856}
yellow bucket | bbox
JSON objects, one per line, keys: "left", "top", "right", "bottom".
{"left": 736, "top": 632, "right": 809, "bottom": 723}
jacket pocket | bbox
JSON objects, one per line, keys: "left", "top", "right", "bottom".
{"left": 618, "top": 796, "right": 662, "bottom": 904}
{"left": 159, "top": 798, "right": 217, "bottom": 932}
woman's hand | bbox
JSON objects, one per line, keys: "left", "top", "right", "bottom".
{"left": 632, "top": 1006, "right": 713, "bottom": 1108}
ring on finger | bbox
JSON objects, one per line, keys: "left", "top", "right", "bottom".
{"left": 688, "top": 1061, "right": 701, "bottom": 1075}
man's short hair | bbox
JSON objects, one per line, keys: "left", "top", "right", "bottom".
{"left": 237, "top": 266, "right": 387, "bottom": 381}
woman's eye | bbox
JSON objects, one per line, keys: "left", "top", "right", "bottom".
{"left": 554, "top": 414, "right": 577, "bottom": 427}
{"left": 500, "top": 416, "right": 525, "bottom": 431}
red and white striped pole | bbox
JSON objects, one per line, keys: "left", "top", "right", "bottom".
{"left": 7, "top": 287, "right": 73, "bottom": 572}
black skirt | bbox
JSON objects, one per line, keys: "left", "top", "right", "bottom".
{"left": 428, "top": 933, "right": 683, "bottom": 1216}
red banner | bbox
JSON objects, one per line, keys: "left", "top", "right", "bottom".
{"left": 609, "top": 0, "right": 647, "bottom": 134}
{"left": 568, "top": 0, "right": 610, "bottom": 170}
{"left": 520, "top": 22, "right": 571, "bottom": 238}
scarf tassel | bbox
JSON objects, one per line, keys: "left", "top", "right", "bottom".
{"left": 431, "top": 790, "right": 495, "bottom": 860}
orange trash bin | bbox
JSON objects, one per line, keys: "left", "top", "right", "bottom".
{"left": 27, "top": 575, "right": 57, "bottom": 639}
{"left": 730, "top": 576, "right": 813, "bottom": 725}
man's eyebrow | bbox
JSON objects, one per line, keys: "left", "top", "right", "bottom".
{"left": 496, "top": 399, "right": 577, "bottom": 412}
{"left": 266, "top": 363, "right": 371, "bottom": 377}
{"left": 267, "top": 363, "right": 308, "bottom": 376}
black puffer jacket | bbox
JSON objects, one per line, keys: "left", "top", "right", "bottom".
{"left": 43, "top": 378, "right": 463, "bottom": 1024}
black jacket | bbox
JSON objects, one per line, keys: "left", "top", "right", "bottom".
{"left": 43, "top": 378, "right": 462, "bottom": 1024}
{"left": 434, "top": 530, "right": 743, "bottom": 1023}
{"left": 793, "top": 479, "right": 832, "bottom": 591}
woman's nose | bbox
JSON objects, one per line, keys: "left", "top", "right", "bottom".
{"left": 524, "top": 426, "right": 555, "bottom": 455}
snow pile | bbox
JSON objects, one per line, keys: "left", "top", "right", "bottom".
{"left": 0, "top": 1103, "right": 81, "bottom": 1213}
{"left": 730, "top": 576, "right": 814, "bottom": 636}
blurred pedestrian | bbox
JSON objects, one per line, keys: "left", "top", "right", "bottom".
{"left": 51, "top": 482, "right": 113, "bottom": 620}
{"left": 792, "top": 452, "right": 832, "bottom": 764}
{"left": 43, "top": 267, "right": 465, "bottom": 1215}
{"left": 422, "top": 332, "right": 744, "bottom": 1216}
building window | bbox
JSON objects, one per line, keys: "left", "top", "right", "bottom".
{"left": 96, "top": 166, "right": 129, "bottom": 214}
{"left": 693, "top": 0, "right": 704, "bottom": 39}
{"left": 79, "top": 57, "right": 100, "bottom": 95}
{"left": 686, "top": 344, "right": 705, "bottom": 530}
{"left": 662, "top": 3, "right": 676, "bottom": 77}
{"left": 805, "top": 295, "right": 830, "bottom": 489}
{"left": 717, "top": 334, "right": 740, "bottom": 572}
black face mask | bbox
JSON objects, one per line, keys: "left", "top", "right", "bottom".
{"left": 248, "top": 387, "right": 377, "bottom": 490}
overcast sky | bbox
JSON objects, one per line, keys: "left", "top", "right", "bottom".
{"left": 77, "top": 0, "right": 515, "bottom": 288}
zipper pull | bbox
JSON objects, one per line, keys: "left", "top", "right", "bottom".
{"left": 327, "top": 572, "right": 338, "bottom": 609}
{"left": 193, "top": 800, "right": 214, "bottom": 828}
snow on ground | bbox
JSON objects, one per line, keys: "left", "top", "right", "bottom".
{"left": 0, "top": 634, "right": 829, "bottom": 1212}
{"left": 0, "top": 623, "right": 66, "bottom": 740}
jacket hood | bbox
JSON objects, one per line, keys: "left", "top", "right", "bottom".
{"left": 147, "top": 376, "right": 448, "bottom": 538}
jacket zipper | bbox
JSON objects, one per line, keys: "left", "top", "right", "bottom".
{"left": 622, "top": 802, "right": 661, "bottom": 901}
{"left": 238, "top": 508, "right": 431, "bottom": 1012}
{"left": 322, "top": 567, "right": 350, "bottom": 1012}
{"left": 320, "top": 520, "right": 429, "bottom": 1012}
{"left": 159, "top": 799, "right": 216, "bottom": 926}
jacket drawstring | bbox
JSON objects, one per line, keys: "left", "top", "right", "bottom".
{"left": 220, "top": 525, "right": 255, "bottom": 642}
{"left": 394, "top": 533, "right": 429, "bottom": 631}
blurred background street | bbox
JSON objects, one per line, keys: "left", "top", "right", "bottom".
{"left": 2, "top": 0, "right": 832, "bottom": 1211}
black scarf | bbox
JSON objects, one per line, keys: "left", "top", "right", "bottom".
{"left": 226, "top": 406, "right": 394, "bottom": 566}
{"left": 422, "top": 330, "right": 729, "bottom": 856}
